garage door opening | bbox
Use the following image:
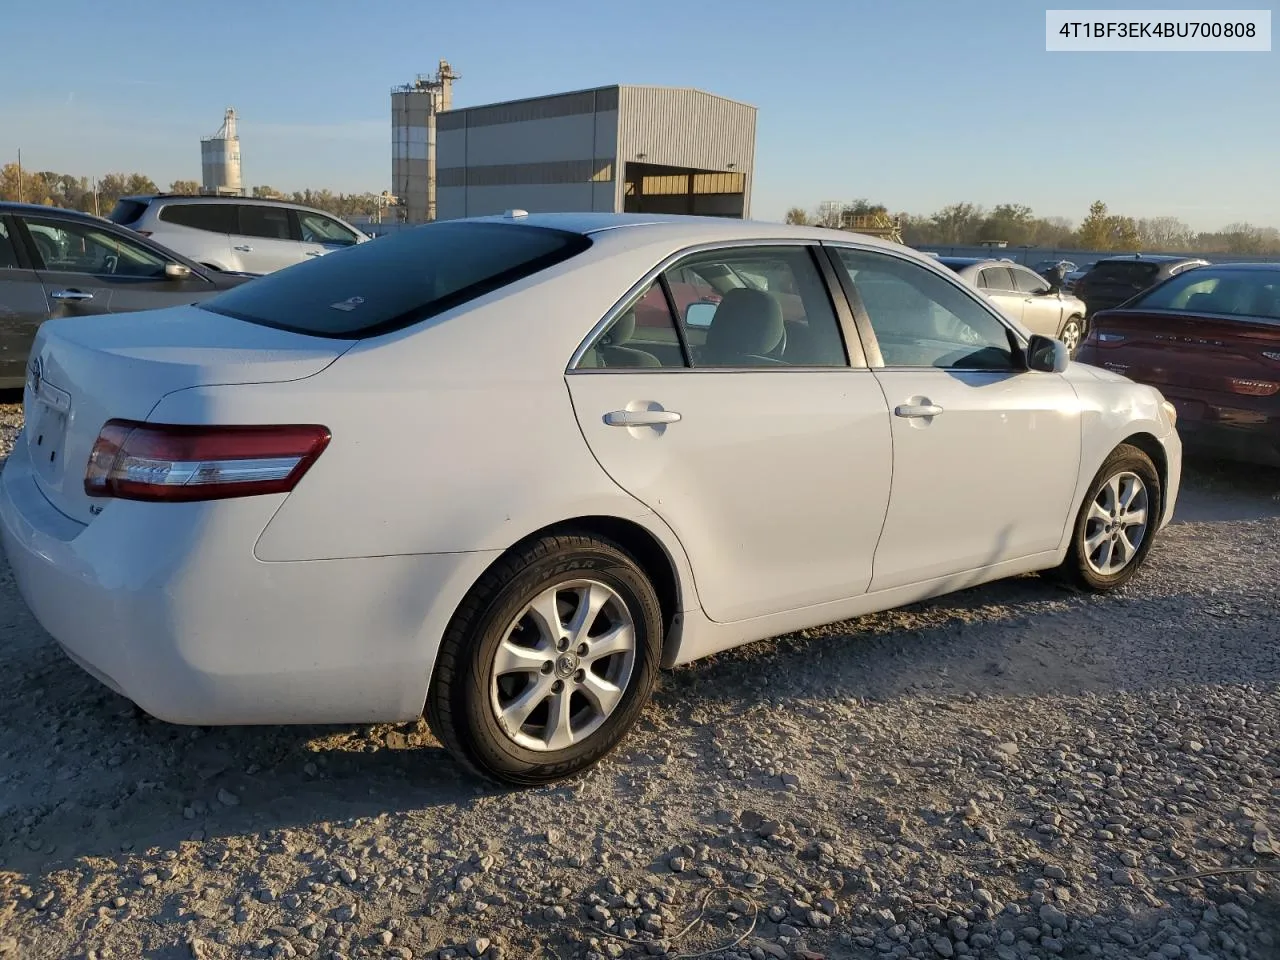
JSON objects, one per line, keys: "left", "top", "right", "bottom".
{"left": 623, "top": 162, "right": 746, "bottom": 217}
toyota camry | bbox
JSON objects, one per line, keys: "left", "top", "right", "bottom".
{"left": 0, "top": 212, "right": 1182, "bottom": 785}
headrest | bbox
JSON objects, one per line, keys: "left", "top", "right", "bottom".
{"left": 705, "top": 288, "right": 785, "bottom": 357}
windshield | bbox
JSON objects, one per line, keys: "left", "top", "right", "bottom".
{"left": 201, "top": 221, "right": 591, "bottom": 337}
{"left": 1131, "top": 268, "right": 1280, "bottom": 319}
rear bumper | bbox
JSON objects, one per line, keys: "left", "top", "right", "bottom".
{"left": 0, "top": 440, "right": 499, "bottom": 725}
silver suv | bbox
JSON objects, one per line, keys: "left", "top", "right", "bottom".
{"left": 108, "top": 195, "right": 369, "bottom": 275}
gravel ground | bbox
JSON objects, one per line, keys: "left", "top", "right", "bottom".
{"left": 0, "top": 400, "right": 1278, "bottom": 960}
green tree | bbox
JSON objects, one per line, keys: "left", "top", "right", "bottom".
{"left": 784, "top": 207, "right": 808, "bottom": 225}
{"left": 929, "top": 202, "right": 985, "bottom": 244}
{"left": 1076, "top": 201, "right": 1113, "bottom": 249}
{"left": 169, "top": 180, "right": 201, "bottom": 195}
{"left": 979, "top": 203, "right": 1036, "bottom": 245}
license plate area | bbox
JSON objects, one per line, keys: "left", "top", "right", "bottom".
{"left": 29, "top": 385, "right": 72, "bottom": 481}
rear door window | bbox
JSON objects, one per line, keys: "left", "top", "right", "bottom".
{"left": 236, "top": 205, "right": 298, "bottom": 241}
{"left": 201, "top": 221, "right": 591, "bottom": 338}
{"left": 978, "top": 266, "right": 1016, "bottom": 291}
{"left": 159, "top": 203, "right": 238, "bottom": 234}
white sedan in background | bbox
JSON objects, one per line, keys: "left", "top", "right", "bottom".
{"left": 0, "top": 213, "right": 1181, "bottom": 786}
{"left": 938, "top": 256, "right": 1090, "bottom": 356}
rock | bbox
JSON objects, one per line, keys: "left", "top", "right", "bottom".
{"left": 1043, "top": 865, "right": 1067, "bottom": 881}
{"left": 667, "top": 856, "right": 688, "bottom": 873}
{"left": 1039, "top": 904, "right": 1069, "bottom": 930}
{"left": 216, "top": 788, "right": 240, "bottom": 807}
{"left": 1111, "top": 870, "right": 1137, "bottom": 886}
{"left": 778, "top": 922, "right": 802, "bottom": 938}
{"left": 995, "top": 742, "right": 1019, "bottom": 756}
{"left": 467, "top": 937, "right": 490, "bottom": 958}
{"left": 933, "top": 937, "right": 955, "bottom": 957}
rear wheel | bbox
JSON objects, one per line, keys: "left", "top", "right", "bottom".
{"left": 1059, "top": 316, "right": 1084, "bottom": 357}
{"left": 426, "top": 534, "right": 662, "bottom": 786}
{"left": 1051, "top": 444, "right": 1161, "bottom": 592}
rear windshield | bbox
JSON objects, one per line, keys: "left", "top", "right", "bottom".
{"left": 201, "top": 221, "right": 591, "bottom": 338}
{"left": 1131, "top": 268, "right": 1280, "bottom": 319}
{"left": 1088, "top": 261, "right": 1161, "bottom": 284}
{"left": 108, "top": 199, "right": 150, "bottom": 226}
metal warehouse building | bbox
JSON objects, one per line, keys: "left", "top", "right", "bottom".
{"left": 425, "top": 85, "right": 756, "bottom": 223}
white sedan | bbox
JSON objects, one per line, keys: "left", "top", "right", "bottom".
{"left": 0, "top": 213, "right": 1182, "bottom": 786}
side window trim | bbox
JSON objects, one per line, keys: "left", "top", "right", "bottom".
{"left": 822, "top": 241, "right": 1029, "bottom": 372}
{"left": 2, "top": 214, "right": 38, "bottom": 270}
{"left": 568, "top": 238, "right": 865, "bottom": 374}
{"left": 657, "top": 275, "right": 694, "bottom": 368}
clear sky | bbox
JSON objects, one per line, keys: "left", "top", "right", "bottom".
{"left": 1, "top": 0, "right": 1274, "bottom": 229}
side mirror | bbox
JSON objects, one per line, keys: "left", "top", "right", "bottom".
{"left": 165, "top": 263, "right": 193, "bottom": 281}
{"left": 1027, "top": 334, "right": 1069, "bottom": 373}
{"left": 684, "top": 301, "right": 718, "bottom": 328}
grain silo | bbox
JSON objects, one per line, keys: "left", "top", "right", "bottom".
{"left": 200, "top": 108, "right": 243, "bottom": 196}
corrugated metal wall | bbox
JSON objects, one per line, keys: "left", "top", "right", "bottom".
{"left": 616, "top": 86, "right": 756, "bottom": 216}
{"left": 428, "top": 85, "right": 756, "bottom": 220}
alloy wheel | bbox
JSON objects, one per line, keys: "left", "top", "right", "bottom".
{"left": 1084, "top": 471, "right": 1149, "bottom": 576}
{"left": 489, "top": 579, "right": 636, "bottom": 752}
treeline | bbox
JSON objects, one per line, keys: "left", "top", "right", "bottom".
{"left": 0, "top": 164, "right": 388, "bottom": 221}
{"left": 786, "top": 199, "right": 1280, "bottom": 255}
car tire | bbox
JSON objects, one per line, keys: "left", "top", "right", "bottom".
{"left": 1050, "top": 443, "right": 1162, "bottom": 592}
{"left": 1059, "top": 316, "right": 1085, "bottom": 357}
{"left": 426, "top": 533, "right": 663, "bottom": 786}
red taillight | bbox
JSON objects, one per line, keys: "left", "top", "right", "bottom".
{"left": 84, "top": 420, "right": 330, "bottom": 502}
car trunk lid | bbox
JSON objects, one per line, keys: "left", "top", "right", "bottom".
{"left": 23, "top": 304, "right": 353, "bottom": 525}
{"left": 1088, "top": 309, "right": 1280, "bottom": 407}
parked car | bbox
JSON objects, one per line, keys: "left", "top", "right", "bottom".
{"left": 1032, "top": 258, "right": 1077, "bottom": 278}
{"left": 939, "top": 257, "right": 1090, "bottom": 354}
{"left": 107, "top": 195, "right": 369, "bottom": 276}
{"left": 0, "top": 202, "right": 254, "bottom": 388}
{"left": 1078, "top": 262, "right": 1280, "bottom": 466}
{"left": 1, "top": 213, "right": 1182, "bottom": 786}
{"left": 1063, "top": 261, "right": 1096, "bottom": 293}
{"left": 1074, "top": 255, "right": 1208, "bottom": 315}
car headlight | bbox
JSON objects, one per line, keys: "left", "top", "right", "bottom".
{"left": 1161, "top": 399, "right": 1177, "bottom": 428}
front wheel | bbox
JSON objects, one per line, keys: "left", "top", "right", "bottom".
{"left": 1051, "top": 443, "right": 1162, "bottom": 592}
{"left": 426, "top": 534, "right": 662, "bottom": 786}
{"left": 1059, "top": 316, "right": 1085, "bottom": 357}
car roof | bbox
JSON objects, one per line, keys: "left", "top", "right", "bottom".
{"left": 464, "top": 211, "right": 920, "bottom": 254}
{"left": 1095, "top": 254, "right": 1204, "bottom": 264}
{"left": 937, "top": 256, "right": 1027, "bottom": 270}
{"left": 1184, "top": 261, "right": 1280, "bottom": 271}
{"left": 0, "top": 201, "right": 113, "bottom": 223}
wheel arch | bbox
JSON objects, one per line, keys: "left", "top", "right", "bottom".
{"left": 1119, "top": 431, "right": 1169, "bottom": 500}
{"left": 446, "top": 514, "right": 693, "bottom": 672}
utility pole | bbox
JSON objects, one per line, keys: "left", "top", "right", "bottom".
{"left": 16, "top": 149, "right": 23, "bottom": 203}
{"left": 92, "top": 177, "right": 100, "bottom": 216}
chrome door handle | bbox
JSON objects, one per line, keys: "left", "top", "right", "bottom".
{"left": 894, "top": 403, "right": 943, "bottom": 418}
{"left": 50, "top": 290, "right": 93, "bottom": 302}
{"left": 604, "top": 409, "right": 682, "bottom": 427}
{"left": 234, "top": 245, "right": 254, "bottom": 252}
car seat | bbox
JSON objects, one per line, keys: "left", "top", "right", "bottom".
{"left": 702, "top": 288, "right": 787, "bottom": 366}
